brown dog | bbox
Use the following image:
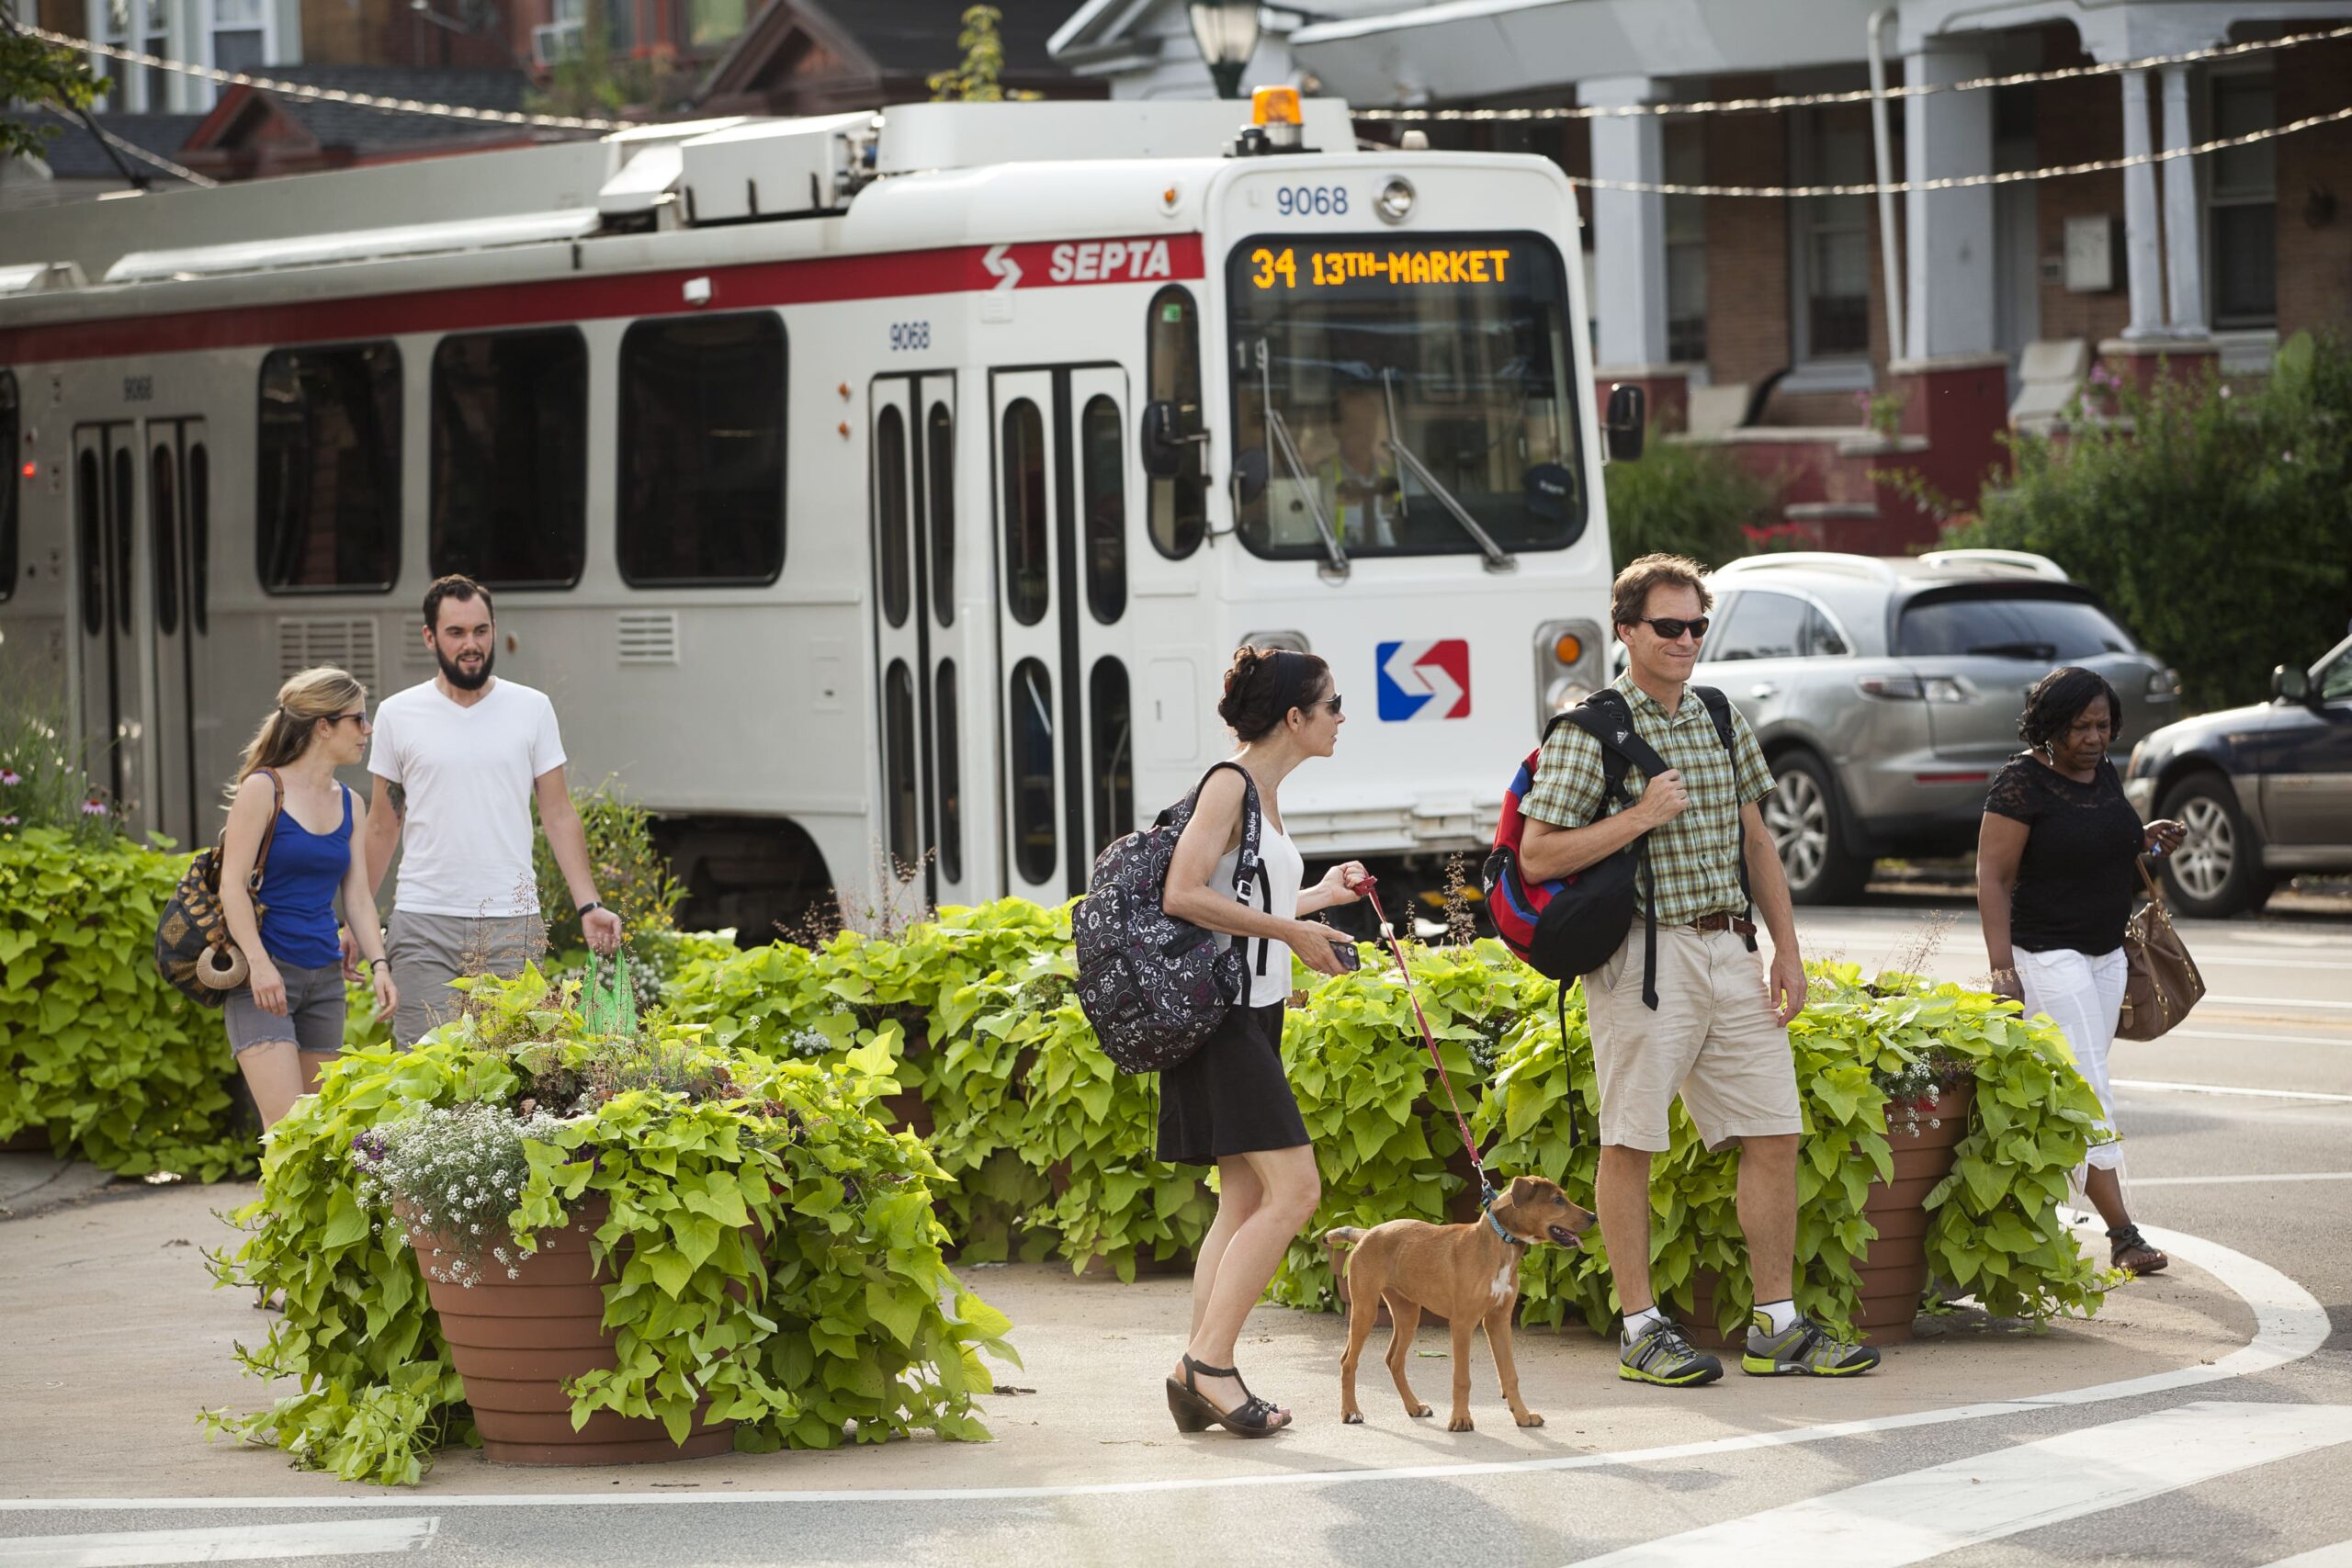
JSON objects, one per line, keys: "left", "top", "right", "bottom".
{"left": 1329, "top": 1175, "right": 1595, "bottom": 1432}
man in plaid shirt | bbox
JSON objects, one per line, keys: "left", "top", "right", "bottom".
{"left": 1518, "top": 554, "right": 1880, "bottom": 1386}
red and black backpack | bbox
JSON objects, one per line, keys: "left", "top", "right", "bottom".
{"left": 1483, "top": 687, "right": 1747, "bottom": 1011}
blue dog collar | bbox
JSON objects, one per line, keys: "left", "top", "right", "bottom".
{"left": 1484, "top": 1201, "right": 1530, "bottom": 1247}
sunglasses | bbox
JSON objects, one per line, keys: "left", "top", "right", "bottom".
{"left": 325, "top": 711, "right": 371, "bottom": 728}
{"left": 1319, "top": 693, "right": 1343, "bottom": 716}
{"left": 1635, "top": 615, "right": 1710, "bottom": 643}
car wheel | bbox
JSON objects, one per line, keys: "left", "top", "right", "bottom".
{"left": 1761, "top": 751, "right": 1871, "bottom": 905}
{"left": 2156, "top": 772, "right": 2268, "bottom": 919}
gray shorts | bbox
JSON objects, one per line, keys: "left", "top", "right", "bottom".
{"left": 389, "top": 909, "right": 540, "bottom": 1048}
{"left": 223, "top": 962, "right": 348, "bottom": 1056}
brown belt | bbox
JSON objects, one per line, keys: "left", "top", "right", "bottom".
{"left": 1688, "top": 912, "right": 1758, "bottom": 936}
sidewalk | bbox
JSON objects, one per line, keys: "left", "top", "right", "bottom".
{"left": 0, "top": 1150, "right": 117, "bottom": 1221}
{"left": 0, "top": 1179, "right": 2256, "bottom": 1500}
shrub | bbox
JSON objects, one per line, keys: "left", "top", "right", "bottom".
{"left": 1952, "top": 331, "right": 2352, "bottom": 710}
{"left": 0, "top": 829, "right": 248, "bottom": 1179}
{"left": 205, "top": 968, "right": 1017, "bottom": 1484}
{"left": 1601, "top": 435, "right": 1781, "bottom": 573}
{"left": 0, "top": 677, "right": 129, "bottom": 843}
{"left": 530, "top": 777, "right": 684, "bottom": 956}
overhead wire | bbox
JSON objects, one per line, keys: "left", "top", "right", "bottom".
{"left": 37, "top": 103, "right": 219, "bottom": 187}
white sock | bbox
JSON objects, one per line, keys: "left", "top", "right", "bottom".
{"left": 1755, "top": 1298, "right": 1799, "bottom": 1336}
{"left": 1622, "top": 1306, "right": 1666, "bottom": 1345}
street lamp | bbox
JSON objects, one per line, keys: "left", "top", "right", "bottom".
{"left": 1187, "top": 2, "right": 1261, "bottom": 101}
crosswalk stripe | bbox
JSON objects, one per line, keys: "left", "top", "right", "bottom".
{"left": 2262, "top": 1540, "right": 2352, "bottom": 1567}
{"left": 2115, "top": 1078, "right": 2352, "bottom": 1103}
{"left": 1563, "top": 1402, "right": 2352, "bottom": 1568}
{"left": 2132, "top": 1172, "right": 2352, "bottom": 1188}
{"left": 0, "top": 1517, "right": 438, "bottom": 1567}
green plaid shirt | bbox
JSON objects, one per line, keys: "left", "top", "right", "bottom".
{"left": 1519, "top": 672, "right": 1774, "bottom": 926}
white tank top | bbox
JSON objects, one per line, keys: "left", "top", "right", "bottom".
{"left": 1213, "top": 823, "right": 1305, "bottom": 1008}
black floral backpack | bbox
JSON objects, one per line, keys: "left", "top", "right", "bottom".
{"left": 1075, "top": 761, "right": 1265, "bottom": 1074}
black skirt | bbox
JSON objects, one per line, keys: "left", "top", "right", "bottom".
{"left": 1156, "top": 1000, "right": 1309, "bottom": 1165}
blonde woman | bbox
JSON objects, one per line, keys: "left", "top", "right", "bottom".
{"left": 218, "top": 669, "right": 397, "bottom": 1129}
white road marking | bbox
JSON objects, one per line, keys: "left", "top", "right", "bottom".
{"left": 2204, "top": 995, "right": 2352, "bottom": 1011}
{"left": 2116, "top": 1078, "right": 2352, "bottom": 1103}
{"left": 2148, "top": 954, "right": 2352, "bottom": 972}
{"left": 2170, "top": 1028, "right": 2350, "bottom": 1047}
{"left": 2262, "top": 1540, "right": 2352, "bottom": 1567}
{"left": 0, "top": 1219, "right": 2324, "bottom": 1512}
{"left": 0, "top": 1517, "right": 438, "bottom": 1566}
{"left": 1562, "top": 1401, "right": 2352, "bottom": 1568}
{"left": 2132, "top": 1171, "right": 2352, "bottom": 1188}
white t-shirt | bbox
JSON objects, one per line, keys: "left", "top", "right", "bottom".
{"left": 1213, "top": 824, "right": 1306, "bottom": 1008}
{"left": 368, "top": 678, "right": 567, "bottom": 919}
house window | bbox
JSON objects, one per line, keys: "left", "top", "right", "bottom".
{"left": 2208, "top": 74, "right": 2277, "bottom": 328}
{"left": 1791, "top": 109, "right": 1872, "bottom": 362}
{"left": 1664, "top": 121, "right": 1707, "bottom": 365}
{"left": 209, "top": 0, "right": 267, "bottom": 75}
{"left": 689, "top": 0, "right": 745, "bottom": 47}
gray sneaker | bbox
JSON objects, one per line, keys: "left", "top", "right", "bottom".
{"left": 1619, "top": 1320, "right": 1724, "bottom": 1387}
{"left": 1742, "top": 1310, "right": 1881, "bottom": 1377}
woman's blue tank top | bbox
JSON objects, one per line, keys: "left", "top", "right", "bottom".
{"left": 256, "top": 784, "right": 352, "bottom": 970}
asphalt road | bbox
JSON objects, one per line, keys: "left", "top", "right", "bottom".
{"left": 5, "top": 894, "right": 2348, "bottom": 1568}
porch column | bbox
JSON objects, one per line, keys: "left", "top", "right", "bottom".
{"left": 1902, "top": 45, "right": 1997, "bottom": 360}
{"left": 2159, "top": 62, "right": 2209, "bottom": 337}
{"left": 2120, "top": 69, "right": 2166, "bottom": 338}
{"left": 1586, "top": 74, "right": 1670, "bottom": 372}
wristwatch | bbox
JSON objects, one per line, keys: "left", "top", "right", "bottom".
{"left": 578, "top": 900, "right": 605, "bottom": 917}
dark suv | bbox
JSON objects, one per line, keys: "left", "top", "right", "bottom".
{"left": 2122, "top": 635, "right": 2352, "bottom": 917}
{"left": 1693, "top": 550, "right": 2179, "bottom": 902}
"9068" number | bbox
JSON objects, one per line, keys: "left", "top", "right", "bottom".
{"left": 888, "top": 321, "right": 932, "bottom": 352}
{"left": 1274, "top": 185, "right": 1349, "bottom": 218}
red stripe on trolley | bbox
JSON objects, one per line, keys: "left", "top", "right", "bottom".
{"left": 0, "top": 233, "right": 1204, "bottom": 364}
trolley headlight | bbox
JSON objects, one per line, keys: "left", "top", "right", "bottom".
{"left": 1374, "top": 176, "right": 1416, "bottom": 225}
{"left": 1533, "top": 617, "right": 1602, "bottom": 729}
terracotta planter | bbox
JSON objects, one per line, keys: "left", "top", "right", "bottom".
{"left": 406, "top": 1196, "right": 737, "bottom": 1466}
{"left": 1674, "top": 1084, "right": 1973, "bottom": 1349}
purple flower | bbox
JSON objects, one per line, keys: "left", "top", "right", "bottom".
{"left": 81, "top": 799, "right": 107, "bottom": 817}
{"left": 0, "top": 769, "right": 19, "bottom": 785}
{"left": 350, "top": 1130, "right": 390, "bottom": 1168}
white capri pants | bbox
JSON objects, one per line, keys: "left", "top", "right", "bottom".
{"left": 2015, "top": 945, "right": 2129, "bottom": 1173}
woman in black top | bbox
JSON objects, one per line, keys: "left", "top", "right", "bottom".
{"left": 1978, "top": 668, "right": 2185, "bottom": 1276}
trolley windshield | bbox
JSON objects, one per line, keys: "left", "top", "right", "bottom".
{"left": 1226, "top": 232, "right": 1585, "bottom": 562}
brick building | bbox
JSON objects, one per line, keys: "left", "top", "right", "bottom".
{"left": 1288, "top": 0, "right": 2352, "bottom": 549}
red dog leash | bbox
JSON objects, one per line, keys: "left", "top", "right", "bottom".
{"left": 1352, "top": 874, "right": 1493, "bottom": 1201}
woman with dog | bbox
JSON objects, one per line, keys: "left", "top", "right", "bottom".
{"left": 1978, "top": 666, "right": 2184, "bottom": 1276}
{"left": 217, "top": 667, "right": 399, "bottom": 1132}
{"left": 1157, "top": 646, "right": 1367, "bottom": 1437}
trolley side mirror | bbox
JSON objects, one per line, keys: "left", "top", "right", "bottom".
{"left": 1604, "top": 383, "right": 1646, "bottom": 464}
{"left": 1231, "top": 446, "right": 1269, "bottom": 509}
{"left": 1140, "top": 399, "right": 1205, "bottom": 479}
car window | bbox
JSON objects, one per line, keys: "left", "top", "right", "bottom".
{"left": 1896, "top": 594, "right": 2136, "bottom": 660}
{"left": 1711, "top": 590, "right": 1809, "bottom": 660}
{"left": 2320, "top": 649, "right": 2352, "bottom": 703}
{"left": 1804, "top": 606, "right": 1849, "bottom": 656}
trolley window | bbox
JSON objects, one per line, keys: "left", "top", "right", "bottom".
{"left": 885, "top": 659, "right": 919, "bottom": 871}
{"left": 1089, "top": 657, "right": 1132, "bottom": 858}
{"left": 431, "top": 327, "right": 586, "bottom": 589}
{"left": 187, "top": 442, "right": 209, "bottom": 634}
{"left": 927, "top": 402, "right": 955, "bottom": 626}
{"left": 1227, "top": 233, "right": 1587, "bottom": 560}
{"left": 150, "top": 444, "right": 177, "bottom": 636}
{"left": 1080, "top": 393, "right": 1125, "bottom": 625}
{"left": 110, "top": 446, "right": 132, "bottom": 636}
{"left": 257, "top": 343, "right": 401, "bottom": 592}
{"left": 76, "top": 449, "right": 100, "bottom": 632}
{"left": 1009, "top": 657, "right": 1055, "bottom": 883}
{"left": 617, "top": 313, "right": 786, "bottom": 586}
{"left": 1146, "top": 287, "right": 1206, "bottom": 558}
{"left": 0, "top": 371, "right": 17, "bottom": 604}
{"left": 1001, "top": 399, "right": 1048, "bottom": 626}
{"left": 934, "top": 659, "right": 963, "bottom": 882}
{"left": 876, "top": 404, "right": 911, "bottom": 627}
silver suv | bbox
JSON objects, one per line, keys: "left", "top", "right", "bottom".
{"left": 1691, "top": 550, "right": 2179, "bottom": 902}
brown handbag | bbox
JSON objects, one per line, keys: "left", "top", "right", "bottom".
{"left": 2116, "top": 859, "right": 2205, "bottom": 1042}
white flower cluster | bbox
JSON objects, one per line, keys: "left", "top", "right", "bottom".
{"left": 354, "top": 1103, "right": 563, "bottom": 1289}
{"left": 786, "top": 1027, "right": 833, "bottom": 1060}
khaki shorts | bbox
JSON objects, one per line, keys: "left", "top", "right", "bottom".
{"left": 388, "top": 909, "right": 540, "bottom": 1048}
{"left": 1584, "top": 924, "right": 1802, "bottom": 1153}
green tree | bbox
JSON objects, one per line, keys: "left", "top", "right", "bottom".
{"left": 927, "top": 5, "right": 1036, "bottom": 103}
{"left": 1600, "top": 435, "right": 1781, "bottom": 573}
{"left": 1, "top": 0, "right": 106, "bottom": 160}
{"left": 1948, "top": 332, "right": 2352, "bottom": 710}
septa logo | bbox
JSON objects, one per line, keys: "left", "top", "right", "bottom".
{"left": 1376, "top": 639, "right": 1472, "bottom": 721}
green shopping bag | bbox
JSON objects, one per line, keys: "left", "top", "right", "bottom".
{"left": 582, "top": 950, "right": 639, "bottom": 1041}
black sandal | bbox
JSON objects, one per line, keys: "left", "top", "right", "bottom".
{"left": 1166, "top": 1354, "right": 1289, "bottom": 1438}
{"left": 2109, "top": 1224, "right": 2169, "bottom": 1276}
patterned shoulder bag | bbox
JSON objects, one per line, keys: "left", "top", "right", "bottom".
{"left": 153, "top": 769, "right": 285, "bottom": 1007}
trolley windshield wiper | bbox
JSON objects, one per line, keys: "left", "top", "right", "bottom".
{"left": 1379, "top": 370, "right": 1515, "bottom": 574}
{"left": 1264, "top": 402, "right": 1349, "bottom": 581}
